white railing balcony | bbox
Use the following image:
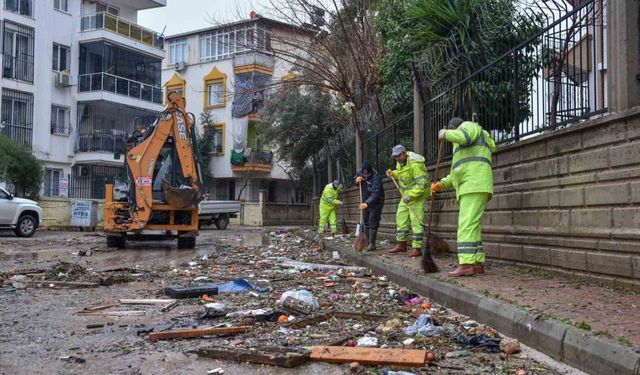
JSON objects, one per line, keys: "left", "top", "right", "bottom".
{"left": 233, "top": 51, "right": 275, "bottom": 70}
{"left": 81, "top": 12, "right": 164, "bottom": 50}
{"left": 78, "top": 72, "right": 163, "bottom": 104}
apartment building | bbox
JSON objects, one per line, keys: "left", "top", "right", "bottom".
{"left": 162, "top": 12, "right": 310, "bottom": 204}
{"left": 0, "top": 0, "right": 166, "bottom": 198}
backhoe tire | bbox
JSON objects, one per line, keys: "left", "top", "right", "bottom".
{"left": 106, "top": 235, "right": 126, "bottom": 249}
{"left": 215, "top": 214, "right": 229, "bottom": 230}
{"left": 177, "top": 236, "right": 196, "bottom": 249}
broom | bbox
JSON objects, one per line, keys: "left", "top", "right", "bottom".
{"left": 421, "top": 138, "right": 450, "bottom": 273}
{"left": 339, "top": 169, "right": 350, "bottom": 235}
{"left": 353, "top": 180, "right": 368, "bottom": 251}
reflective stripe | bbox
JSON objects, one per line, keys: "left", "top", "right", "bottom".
{"left": 460, "top": 128, "right": 472, "bottom": 145}
{"left": 452, "top": 156, "right": 492, "bottom": 170}
{"left": 457, "top": 246, "right": 477, "bottom": 254}
{"left": 457, "top": 241, "right": 481, "bottom": 247}
{"left": 454, "top": 132, "right": 491, "bottom": 154}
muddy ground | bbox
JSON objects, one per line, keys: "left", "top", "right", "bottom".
{"left": 1, "top": 228, "right": 586, "bottom": 375}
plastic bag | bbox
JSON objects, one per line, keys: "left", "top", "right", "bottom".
{"left": 217, "top": 279, "right": 267, "bottom": 293}
{"left": 403, "top": 314, "right": 444, "bottom": 337}
{"left": 277, "top": 289, "right": 319, "bottom": 310}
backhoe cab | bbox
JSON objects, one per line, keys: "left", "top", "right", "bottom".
{"left": 103, "top": 92, "right": 205, "bottom": 249}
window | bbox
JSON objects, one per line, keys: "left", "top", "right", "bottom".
{"left": 96, "top": 2, "right": 119, "bottom": 16}
{"left": 209, "top": 123, "right": 225, "bottom": 155}
{"left": 0, "top": 187, "right": 10, "bottom": 199}
{"left": 54, "top": 0, "right": 68, "bottom": 12}
{"left": 44, "top": 169, "right": 62, "bottom": 197}
{"left": 199, "top": 24, "right": 269, "bottom": 62}
{"left": 164, "top": 73, "right": 186, "bottom": 103}
{"left": 4, "top": 0, "right": 32, "bottom": 17}
{"left": 2, "top": 22, "right": 35, "bottom": 83}
{"left": 1, "top": 88, "right": 34, "bottom": 148}
{"left": 203, "top": 67, "right": 226, "bottom": 108}
{"left": 52, "top": 44, "right": 70, "bottom": 72}
{"left": 168, "top": 39, "right": 188, "bottom": 64}
{"left": 51, "top": 105, "right": 70, "bottom": 135}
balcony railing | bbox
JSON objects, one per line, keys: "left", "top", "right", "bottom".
{"left": 81, "top": 12, "right": 164, "bottom": 50}
{"left": 78, "top": 72, "right": 163, "bottom": 104}
{"left": 77, "top": 132, "right": 126, "bottom": 153}
{"left": 2, "top": 55, "right": 34, "bottom": 83}
{"left": 231, "top": 149, "right": 273, "bottom": 172}
{"left": 1, "top": 123, "right": 32, "bottom": 149}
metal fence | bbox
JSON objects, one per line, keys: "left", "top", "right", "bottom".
{"left": 1, "top": 88, "right": 33, "bottom": 148}
{"left": 69, "top": 164, "right": 124, "bottom": 199}
{"left": 363, "top": 112, "right": 414, "bottom": 173}
{"left": 423, "top": 0, "right": 607, "bottom": 163}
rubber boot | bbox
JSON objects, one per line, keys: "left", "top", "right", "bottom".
{"left": 387, "top": 241, "right": 407, "bottom": 254}
{"left": 364, "top": 226, "right": 370, "bottom": 242}
{"left": 408, "top": 248, "right": 422, "bottom": 258}
{"left": 447, "top": 265, "right": 476, "bottom": 277}
{"left": 473, "top": 263, "right": 485, "bottom": 274}
{"left": 367, "top": 229, "right": 377, "bottom": 251}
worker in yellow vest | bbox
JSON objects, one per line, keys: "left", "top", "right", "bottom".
{"left": 318, "top": 180, "right": 343, "bottom": 235}
{"left": 386, "top": 145, "right": 430, "bottom": 258}
{"left": 431, "top": 117, "right": 496, "bottom": 277}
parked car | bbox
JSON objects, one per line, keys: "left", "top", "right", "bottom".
{"left": 198, "top": 200, "right": 241, "bottom": 230}
{"left": 0, "top": 187, "right": 43, "bottom": 237}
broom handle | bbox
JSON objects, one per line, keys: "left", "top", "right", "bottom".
{"left": 358, "top": 181, "right": 364, "bottom": 224}
{"left": 427, "top": 138, "right": 445, "bottom": 233}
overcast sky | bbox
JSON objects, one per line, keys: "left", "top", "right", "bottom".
{"left": 138, "top": 0, "right": 271, "bottom": 36}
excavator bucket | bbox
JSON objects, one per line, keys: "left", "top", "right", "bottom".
{"left": 161, "top": 178, "right": 204, "bottom": 209}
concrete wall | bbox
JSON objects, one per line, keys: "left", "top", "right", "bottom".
{"left": 240, "top": 202, "right": 262, "bottom": 226}
{"left": 263, "top": 203, "right": 312, "bottom": 226}
{"left": 318, "top": 107, "right": 640, "bottom": 281}
{"left": 38, "top": 197, "right": 104, "bottom": 229}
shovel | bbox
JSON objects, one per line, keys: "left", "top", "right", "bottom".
{"left": 353, "top": 181, "right": 368, "bottom": 251}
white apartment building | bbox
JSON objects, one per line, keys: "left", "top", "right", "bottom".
{"left": 162, "top": 13, "right": 310, "bottom": 204}
{"left": 0, "top": 0, "right": 166, "bottom": 198}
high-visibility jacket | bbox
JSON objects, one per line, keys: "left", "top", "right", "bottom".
{"left": 441, "top": 121, "right": 496, "bottom": 201}
{"left": 391, "top": 151, "right": 429, "bottom": 200}
{"left": 319, "top": 183, "right": 342, "bottom": 208}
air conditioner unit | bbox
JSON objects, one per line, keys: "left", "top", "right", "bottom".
{"left": 55, "top": 72, "right": 71, "bottom": 87}
{"left": 174, "top": 61, "right": 187, "bottom": 71}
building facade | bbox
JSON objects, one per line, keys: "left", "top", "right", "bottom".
{"left": 0, "top": 0, "right": 166, "bottom": 198}
{"left": 162, "top": 13, "right": 309, "bottom": 204}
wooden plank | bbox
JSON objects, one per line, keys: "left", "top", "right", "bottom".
{"left": 83, "top": 303, "right": 119, "bottom": 312}
{"left": 193, "top": 346, "right": 309, "bottom": 368}
{"left": 148, "top": 326, "right": 251, "bottom": 341}
{"left": 119, "top": 299, "right": 175, "bottom": 305}
{"left": 310, "top": 346, "right": 426, "bottom": 367}
{"left": 23, "top": 280, "right": 99, "bottom": 288}
{"left": 78, "top": 310, "right": 146, "bottom": 316}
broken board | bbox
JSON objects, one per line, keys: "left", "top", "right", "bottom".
{"left": 148, "top": 326, "right": 251, "bottom": 341}
{"left": 193, "top": 346, "right": 309, "bottom": 368}
{"left": 310, "top": 346, "right": 426, "bottom": 367}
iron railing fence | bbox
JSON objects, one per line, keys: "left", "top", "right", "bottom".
{"left": 1, "top": 123, "right": 32, "bottom": 148}
{"left": 363, "top": 111, "right": 414, "bottom": 174}
{"left": 69, "top": 164, "right": 124, "bottom": 199}
{"left": 79, "top": 72, "right": 163, "bottom": 104}
{"left": 81, "top": 12, "right": 164, "bottom": 49}
{"left": 423, "top": 0, "right": 607, "bottom": 163}
{"left": 2, "top": 55, "right": 34, "bottom": 83}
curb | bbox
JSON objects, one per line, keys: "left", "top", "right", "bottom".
{"left": 304, "top": 233, "right": 640, "bottom": 375}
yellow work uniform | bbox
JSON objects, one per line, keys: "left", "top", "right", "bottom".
{"left": 318, "top": 183, "right": 342, "bottom": 234}
{"left": 391, "top": 151, "right": 430, "bottom": 248}
{"left": 441, "top": 121, "right": 496, "bottom": 265}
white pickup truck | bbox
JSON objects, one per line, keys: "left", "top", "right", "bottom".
{"left": 0, "top": 187, "right": 43, "bottom": 237}
{"left": 198, "top": 200, "right": 241, "bottom": 230}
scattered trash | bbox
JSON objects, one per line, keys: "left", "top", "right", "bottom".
{"left": 217, "top": 279, "right": 268, "bottom": 293}
{"left": 403, "top": 314, "right": 444, "bottom": 337}
{"left": 278, "top": 290, "right": 319, "bottom": 310}
{"left": 402, "top": 297, "right": 423, "bottom": 306}
{"left": 357, "top": 336, "right": 378, "bottom": 347}
{"left": 58, "top": 355, "right": 86, "bottom": 363}
{"left": 445, "top": 350, "right": 472, "bottom": 358}
{"left": 202, "top": 294, "right": 216, "bottom": 302}
{"left": 149, "top": 326, "right": 252, "bottom": 341}
{"left": 226, "top": 309, "right": 271, "bottom": 318}
{"left": 207, "top": 368, "right": 223, "bottom": 375}
{"left": 453, "top": 333, "right": 502, "bottom": 352}
{"left": 164, "top": 284, "right": 219, "bottom": 299}
{"left": 384, "top": 371, "right": 415, "bottom": 375}
{"left": 1, "top": 286, "right": 17, "bottom": 293}
{"left": 201, "top": 254, "right": 209, "bottom": 261}
{"left": 402, "top": 338, "right": 415, "bottom": 346}
{"left": 376, "top": 319, "right": 403, "bottom": 333}
{"left": 500, "top": 338, "right": 521, "bottom": 355}
{"left": 425, "top": 352, "right": 437, "bottom": 362}
{"left": 332, "top": 251, "right": 341, "bottom": 260}
{"left": 194, "top": 276, "right": 210, "bottom": 281}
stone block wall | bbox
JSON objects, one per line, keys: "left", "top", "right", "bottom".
{"left": 314, "top": 107, "right": 640, "bottom": 281}
{"left": 38, "top": 198, "right": 104, "bottom": 230}
{"left": 263, "top": 203, "right": 312, "bottom": 226}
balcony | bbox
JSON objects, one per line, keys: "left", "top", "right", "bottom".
{"left": 79, "top": 72, "right": 163, "bottom": 105}
{"left": 231, "top": 149, "right": 273, "bottom": 173}
{"left": 233, "top": 52, "right": 275, "bottom": 75}
{"left": 81, "top": 12, "right": 164, "bottom": 50}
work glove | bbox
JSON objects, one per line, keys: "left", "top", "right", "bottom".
{"left": 430, "top": 181, "right": 444, "bottom": 195}
{"left": 336, "top": 200, "right": 343, "bottom": 206}
{"left": 438, "top": 129, "right": 448, "bottom": 140}
{"left": 359, "top": 203, "right": 367, "bottom": 210}
{"left": 402, "top": 196, "right": 411, "bottom": 204}
{"left": 356, "top": 176, "right": 364, "bottom": 183}
{"left": 386, "top": 169, "right": 393, "bottom": 178}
